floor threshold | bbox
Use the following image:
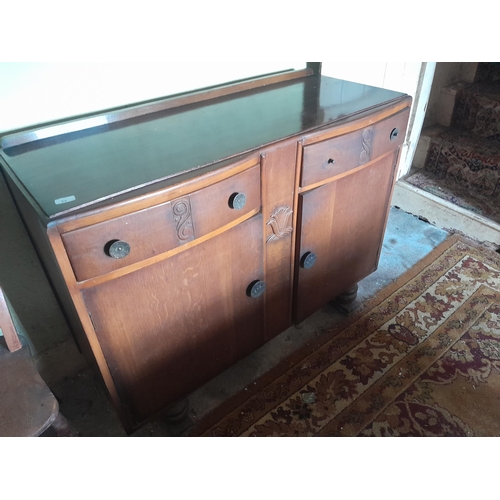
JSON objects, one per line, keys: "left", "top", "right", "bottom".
{"left": 393, "top": 180, "right": 500, "bottom": 249}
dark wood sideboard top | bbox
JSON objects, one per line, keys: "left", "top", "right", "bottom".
{"left": 0, "top": 74, "right": 408, "bottom": 221}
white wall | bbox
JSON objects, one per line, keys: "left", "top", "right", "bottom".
{"left": 322, "top": 62, "right": 436, "bottom": 177}
{"left": 0, "top": 62, "right": 304, "bottom": 135}
{"left": 322, "top": 62, "right": 423, "bottom": 95}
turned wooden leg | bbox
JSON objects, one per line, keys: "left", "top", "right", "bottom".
{"left": 163, "top": 398, "right": 193, "bottom": 436}
{"left": 332, "top": 283, "right": 359, "bottom": 315}
{"left": 336, "top": 283, "right": 359, "bottom": 305}
{"left": 50, "top": 412, "right": 79, "bottom": 437}
{"left": 164, "top": 398, "right": 190, "bottom": 423}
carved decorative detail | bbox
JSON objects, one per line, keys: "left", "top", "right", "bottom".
{"left": 172, "top": 197, "right": 195, "bottom": 243}
{"left": 359, "top": 126, "right": 374, "bottom": 164}
{"left": 266, "top": 206, "right": 293, "bottom": 243}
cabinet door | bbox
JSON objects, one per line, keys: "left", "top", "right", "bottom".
{"left": 294, "top": 153, "right": 397, "bottom": 324}
{"left": 83, "top": 215, "right": 265, "bottom": 426}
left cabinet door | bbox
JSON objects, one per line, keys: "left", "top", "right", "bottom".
{"left": 82, "top": 214, "right": 265, "bottom": 427}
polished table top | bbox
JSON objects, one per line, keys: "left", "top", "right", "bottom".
{"left": 0, "top": 75, "right": 406, "bottom": 219}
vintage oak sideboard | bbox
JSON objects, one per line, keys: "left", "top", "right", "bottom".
{"left": 0, "top": 70, "right": 412, "bottom": 432}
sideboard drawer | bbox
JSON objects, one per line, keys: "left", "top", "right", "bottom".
{"left": 62, "top": 164, "right": 261, "bottom": 281}
{"left": 301, "top": 109, "right": 409, "bottom": 187}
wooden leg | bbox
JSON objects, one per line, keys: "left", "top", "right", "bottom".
{"left": 337, "top": 283, "right": 359, "bottom": 305}
{"left": 163, "top": 398, "right": 193, "bottom": 436}
{"left": 164, "top": 398, "right": 190, "bottom": 423}
{"left": 332, "top": 283, "right": 359, "bottom": 315}
{"left": 50, "top": 412, "right": 79, "bottom": 437}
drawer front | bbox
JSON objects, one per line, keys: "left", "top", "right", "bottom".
{"left": 301, "top": 109, "right": 409, "bottom": 187}
{"left": 62, "top": 164, "right": 261, "bottom": 281}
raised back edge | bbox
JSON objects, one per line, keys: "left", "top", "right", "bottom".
{"left": 1, "top": 68, "right": 313, "bottom": 150}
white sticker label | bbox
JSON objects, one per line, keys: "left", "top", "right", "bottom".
{"left": 54, "top": 195, "right": 76, "bottom": 205}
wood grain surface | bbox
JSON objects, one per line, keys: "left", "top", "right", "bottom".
{"left": 0, "top": 72, "right": 412, "bottom": 432}
{"left": 1, "top": 75, "right": 407, "bottom": 218}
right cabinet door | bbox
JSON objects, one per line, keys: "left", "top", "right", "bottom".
{"left": 293, "top": 151, "right": 398, "bottom": 324}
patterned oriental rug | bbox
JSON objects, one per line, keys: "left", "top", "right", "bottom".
{"left": 451, "top": 82, "right": 500, "bottom": 139}
{"left": 192, "top": 234, "right": 500, "bottom": 437}
{"left": 405, "top": 128, "right": 500, "bottom": 225}
{"left": 405, "top": 73, "right": 500, "bottom": 224}
{"left": 405, "top": 170, "right": 500, "bottom": 225}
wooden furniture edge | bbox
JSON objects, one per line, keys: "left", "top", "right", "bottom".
{"left": 45, "top": 226, "right": 130, "bottom": 430}
{"left": 0, "top": 158, "right": 50, "bottom": 227}
{"left": 1, "top": 68, "right": 313, "bottom": 150}
{"left": 0, "top": 85, "right": 410, "bottom": 226}
{"left": 0, "top": 288, "right": 22, "bottom": 352}
{"left": 290, "top": 141, "right": 304, "bottom": 317}
{"left": 300, "top": 96, "right": 412, "bottom": 146}
{"left": 375, "top": 146, "right": 405, "bottom": 266}
{"left": 55, "top": 153, "right": 261, "bottom": 233}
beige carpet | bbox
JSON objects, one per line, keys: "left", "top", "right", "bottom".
{"left": 192, "top": 234, "right": 500, "bottom": 436}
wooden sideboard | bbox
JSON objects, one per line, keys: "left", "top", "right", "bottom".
{"left": 0, "top": 70, "right": 412, "bottom": 432}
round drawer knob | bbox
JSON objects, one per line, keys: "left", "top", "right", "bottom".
{"left": 328, "top": 158, "right": 336, "bottom": 164}
{"left": 300, "top": 251, "right": 317, "bottom": 269}
{"left": 246, "top": 280, "right": 266, "bottom": 299}
{"left": 390, "top": 128, "right": 400, "bottom": 141}
{"left": 105, "top": 240, "right": 131, "bottom": 259}
{"left": 229, "top": 192, "right": 247, "bottom": 210}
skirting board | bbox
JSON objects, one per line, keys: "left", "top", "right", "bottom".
{"left": 392, "top": 180, "right": 500, "bottom": 249}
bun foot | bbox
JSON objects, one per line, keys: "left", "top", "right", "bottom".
{"left": 163, "top": 398, "right": 194, "bottom": 436}
{"left": 332, "top": 283, "right": 359, "bottom": 315}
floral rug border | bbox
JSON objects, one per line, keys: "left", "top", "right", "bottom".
{"left": 319, "top": 284, "right": 500, "bottom": 436}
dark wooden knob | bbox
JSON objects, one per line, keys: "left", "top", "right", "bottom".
{"left": 300, "top": 251, "right": 317, "bottom": 269}
{"left": 246, "top": 280, "right": 266, "bottom": 298}
{"left": 105, "top": 240, "right": 130, "bottom": 259}
{"left": 390, "top": 128, "right": 400, "bottom": 141}
{"left": 229, "top": 192, "right": 247, "bottom": 210}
